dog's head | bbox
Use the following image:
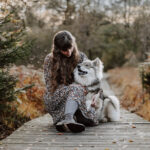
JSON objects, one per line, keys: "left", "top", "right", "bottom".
{"left": 74, "top": 57, "right": 104, "bottom": 86}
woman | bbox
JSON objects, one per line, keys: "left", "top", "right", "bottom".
{"left": 43, "top": 30, "right": 99, "bottom": 133}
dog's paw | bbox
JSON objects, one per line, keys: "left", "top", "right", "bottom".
{"left": 91, "top": 97, "right": 101, "bottom": 109}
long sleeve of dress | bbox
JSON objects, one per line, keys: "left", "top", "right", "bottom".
{"left": 43, "top": 53, "right": 52, "bottom": 92}
{"left": 43, "top": 53, "right": 58, "bottom": 111}
{"left": 78, "top": 51, "right": 88, "bottom": 63}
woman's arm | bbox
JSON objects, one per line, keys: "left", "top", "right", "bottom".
{"left": 79, "top": 51, "right": 88, "bottom": 63}
{"left": 44, "top": 53, "right": 60, "bottom": 111}
{"left": 43, "top": 53, "right": 52, "bottom": 91}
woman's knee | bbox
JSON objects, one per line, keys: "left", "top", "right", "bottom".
{"left": 57, "top": 84, "right": 84, "bottom": 93}
{"left": 66, "top": 84, "right": 85, "bottom": 104}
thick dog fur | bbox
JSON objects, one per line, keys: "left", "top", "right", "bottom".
{"left": 93, "top": 93, "right": 120, "bottom": 122}
{"left": 74, "top": 58, "right": 120, "bottom": 122}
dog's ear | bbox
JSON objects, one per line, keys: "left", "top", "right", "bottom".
{"left": 93, "top": 57, "right": 104, "bottom": 69}
{"left": 93, "top": 57, "right": 101, "bottom": 66}
{"left": 93, "top": 57, "right": 104, "bottom": 81}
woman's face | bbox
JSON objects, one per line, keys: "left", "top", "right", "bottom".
{"left": 60, "top": 46, "right": 74, "bottom": 57}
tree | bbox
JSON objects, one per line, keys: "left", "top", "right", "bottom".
{"left": 0, "top": 4, "right": 32, "bottom": 138}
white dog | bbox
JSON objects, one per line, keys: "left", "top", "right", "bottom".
{"left": 74, "top": 58, "right": 120, "bottom": 122}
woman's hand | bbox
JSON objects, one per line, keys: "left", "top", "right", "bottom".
{"left": 84, "top": 87, "right": 88, "bottom": 95}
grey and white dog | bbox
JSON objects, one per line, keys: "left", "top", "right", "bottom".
{"left": 74, "top": 58, "right": 120, "bottom": 122}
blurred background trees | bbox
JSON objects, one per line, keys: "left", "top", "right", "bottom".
{"left": 2, "top": 0, "right": 148, "bottom": 70}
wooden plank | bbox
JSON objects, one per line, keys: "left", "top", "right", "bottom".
{"left": 2, "top": 137, "right": 150, "bottom": 143}
{"left": 1, "top": 145, "right": 150, "bottom": 150}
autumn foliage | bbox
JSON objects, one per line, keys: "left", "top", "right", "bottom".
{"left": 10, "top": 65, "right": 46, "bottom": 119}
{"left": 0, "top": 65, "right": 46, "bottom": 140}
{"left": 108, "top": 67, "right": 150, "bottom": 121}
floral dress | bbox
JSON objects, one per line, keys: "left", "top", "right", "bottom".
{"left": 43, "top": 52, "right": 99, "bottom": 126}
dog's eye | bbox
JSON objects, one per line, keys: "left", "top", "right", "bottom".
{"left": 85, "top": 64, "right": 89, "bottom": 67}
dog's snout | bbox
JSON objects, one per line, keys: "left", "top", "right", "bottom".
{"left": 77, "top": 65, "right": 81, "bottom": 69}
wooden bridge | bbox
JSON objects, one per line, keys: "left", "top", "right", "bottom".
{"left": 1, "top": 76, "right": 150, "bottom": 150}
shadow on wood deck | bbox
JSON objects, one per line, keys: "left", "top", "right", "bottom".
{"left": 1, "top": 76, "right": 150, "bottom": 150}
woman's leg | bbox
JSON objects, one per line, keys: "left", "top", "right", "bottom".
{"left": 55, "top": 83, "right": 99, "bottom": 132}
{"left": 44, "top": 83, "right": 99, "bottom": 132}
{"left": 64, "top": 99, "right": 78, "bottom": 122}
{"left": 56, "top": 99, "right": 85, "bottom": 133}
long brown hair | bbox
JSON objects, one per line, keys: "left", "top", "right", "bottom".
{"left": 50, "top": 30, "right": 80, "bottom": 94}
